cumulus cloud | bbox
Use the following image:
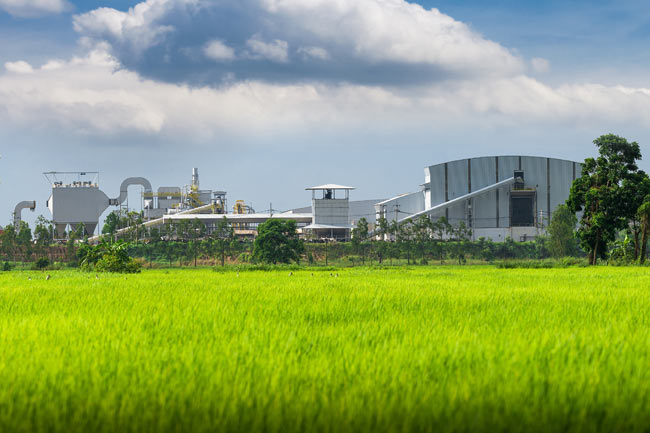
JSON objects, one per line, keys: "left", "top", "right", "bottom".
{"left": 0, "top": 0, "right": 70, "bottom": 17}
{"left": 72, "top": 0, "right": 524, "bottom": 86}
{"left": 245, "top": 36, "right": 289, "bottom": 63}
{"left": 3, "top": 48, "right": 650, "bottom": 140}
{"left": 203, "top": 40, "right": 236, "bottom": 61}
{"left": 2, "top": 0, "right": 650, "bottom": 143}
{"left": 5, "top": 61, "right": 34, "bottom": 74}
{"left": 531, "top": 57, "right": 550, "bottom": 74}
{"left": 297, "top": 46, "right": 330, "bottom": 61}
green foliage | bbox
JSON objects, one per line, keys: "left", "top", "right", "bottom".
{"left": 638, "top": 199, "right": 650, "bottom": 264}
{"left": 496, "top": 257, "right": 589, "bottom": 268}
{"left": 102, "top": 211, "right": 121, "bottom": 235}
{"left": 253, "top": 219, "right": 304, "bottom": 264}
{"left": 568, "top": 134, "right": 647, "bottom": 264}
{"left": 608, "top": 234, "right": 636, "bottom": 265}
{"left": 210, "top": 217, "right": 234, "bottom": 266}
{"left": 2, "top": 261, "right": 12, "bottom": 271}
{"left": 78, "top": 240, "right": 141, "bottom": 273}
{"left": 547, "top": 204, "right": 578, "bottom": 258}
{"left": 351, "top": 218, "right": 370, "bottom": 264}
{"left": 34, "top": 257, "right": 51, "bottom": 270}
{"left": 0, "top": 268, "right": 650, "bottom": 433}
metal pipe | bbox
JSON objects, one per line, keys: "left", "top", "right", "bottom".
{"left": 399, "top": 177, "right": 515, "bottom": 223}
{"left": 109, "top": 177, "right": 153, "bottom": 206}
{"left": 13, "top": 200, "right": 36, "bottom": 227}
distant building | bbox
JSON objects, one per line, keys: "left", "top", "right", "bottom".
{"left": 377, "top": 156, "right": 582, "bottom": 241}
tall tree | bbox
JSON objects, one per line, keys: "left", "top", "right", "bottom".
{"left": 16, "top": 221, "right": 33, "bottom": 264}
{"left": 0, "top": 224, "right": 17, "bottom": 262}
{"left": 567, "top": 134, "right": 644, "bottom": 265}
{"left": 351, "top": 218, "right": 370, "bottom": 264}
{"left": 547, "top": 204, "right": 578, "bottom": 258}
{"left": 211, "top": 217, "right": 234, "bottom": 266}
{"left": 620, "top": 172, "right": 650, "bottom": 260}
{"left": 412, "top": 216, "right": 432, "bottom": 263}
{"left": 638, "top": 198, "right": 650, "bottom": 264}
{"left": 253, "top": 219, "right": 304, "bottom": 264}
{"left": 102, "top": 211, "right": 121, "bottom": 238}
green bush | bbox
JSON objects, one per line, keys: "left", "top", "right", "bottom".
{"left": 79, "top": 240, "right": 141, "bottom": 274}
{"left": 496, "top": 258, "right": 589, "bottom": 269}
{"left": 34, "top": 257, "right": 50, "bottom": 270}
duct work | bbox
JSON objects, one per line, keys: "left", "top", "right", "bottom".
{"left": 13, "top": 201, "right": 36, "bottom": 228}
{"left": 46, "top": 173, "right": 153, "bottom": 238}
{"left": 109, "top": 177, "right": 153, "bottom": 207}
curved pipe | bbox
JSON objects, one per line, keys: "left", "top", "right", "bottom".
{"left": 13, "top": 200, "right": 36, "bottom": 227}
{"left": 109, "top": 177, "right": 152, "bottom": 206}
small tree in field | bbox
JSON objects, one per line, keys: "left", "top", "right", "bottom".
{"left": 351, "top": 218, "right": 370, "bottom": 264}
{"left": 211, "top": 217, "right": 234, "bottom": 266}
{"left": 253, "top": 219, "right": 304, "bottom": 264}
{"left": 547, "top": 204, "right": 578, "bottom": 258}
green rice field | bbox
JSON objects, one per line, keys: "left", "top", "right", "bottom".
{"left": 1, "top": 266, "right": 649, "bottom": 433}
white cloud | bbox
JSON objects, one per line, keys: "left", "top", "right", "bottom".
{"left": 0, "top": 0, "right": 70, "bottom": 17}
{"left": 298, "top": 46, "right": 330, "bottom": 61}
{"left": 531, "top": 57, "right": 550, "bottom": 74}
{"left": 72, "top": 0, "right": 176, "bottom": 54}
{"left": 3, "top": 49, "right": 650, "bottom": 141}
{"left": 203, "top": 40, "right": 236, "bottom": 61}
{"left": 71, "top": 0, "right": 524, "bottom": 85}
{"left": 2, "top": 0, "right": 650, "bottom": 145}
{"left": 245, "top": 37, "right": 289, "bottom": 63}
{"left": 5, "top": 61, "right": 34, "bottom": 74}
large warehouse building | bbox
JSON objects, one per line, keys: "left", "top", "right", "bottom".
{"left": 22, "top": 155, "right": 582, "bottom": 243}
{"left": 376, "top": 156, "right": 582, "bottom": 242}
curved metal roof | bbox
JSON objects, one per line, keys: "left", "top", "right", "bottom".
{"left": 305, "top": 184, "right": 356, "bottom": 190}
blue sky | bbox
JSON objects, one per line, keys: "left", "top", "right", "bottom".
{"left": 1, "top": 0, "right": 650, "bottom": 229}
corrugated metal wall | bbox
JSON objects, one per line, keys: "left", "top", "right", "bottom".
{"left": 549, "top": 158, "right": 575, "bottom": 221}
{"left": 471, "top": 157, "right": 497, "bottom": 228}
{"left": 422, "top": 156, "right": 581, "bottom": 229}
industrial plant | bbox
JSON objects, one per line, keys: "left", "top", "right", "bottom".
{"left": 7, "top": 155, "right": 582, "bottom": 242}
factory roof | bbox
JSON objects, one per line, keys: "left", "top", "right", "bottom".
{"left": 303, "top": 223, "right": 354, "bottom": 230}
{"left": 305, "top": 184, "right": 356, "bottom": 191}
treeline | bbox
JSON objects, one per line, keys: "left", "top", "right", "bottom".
{"left": 2, "top": 134, "right": 649, "bottom": 268}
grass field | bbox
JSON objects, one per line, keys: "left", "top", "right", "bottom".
{"left": 1, "top": 267, "right": 649, "bottom": 433}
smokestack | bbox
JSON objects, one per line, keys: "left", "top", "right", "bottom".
{"left": 192, "top": 167, "right": 199, "bottom": 189}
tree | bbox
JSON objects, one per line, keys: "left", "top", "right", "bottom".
{"left": 396, "top": 221, "right": 414, "bottom": 264}
{"left": 547, "top": 204, "right": 578, "bottom": 258}
{"left": 409, "top": 216, "right": 432, "bottom": 264}
{"left": 78, "top": 240, "right": 141, "bottom": 273}
{"left": 432, "top": 216, "right": 452, "bottom": 264}
{"left": 450, "top": 221, "right": 472, "bottom": 265}
{"left": 0, "top": 224, "right": 17, "bottom": 262}
{"left": 34, "top": 215, "right": 54, "bottom": 249}
{"left": 374, "top": 215, "right": 390, "bottom": 264}
{"left": 102, "top": 211, "right": 121, "bottom": 237}
{"left": 211, "top": 217, "right": 234, "bottom": 266}
{"left": 253, "top": 219, "right": 304, "bottom": 264}
{"left": 16, "top": 221, "right": 33, "bottom": 264}
{"left": 351, "top": 218, "right": 370, "bottom": 264}
{"left": 638, "top": 198, "right": 650, "bottom": 264}
{"left": 621, "top": 172, "right": 650, "bottom": 260}
{"left": 567, "top": 134, "right": 644, "bottom": 265}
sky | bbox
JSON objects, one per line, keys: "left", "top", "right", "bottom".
{"left": 1, "top": 0, "right": 650, "bottom": 229}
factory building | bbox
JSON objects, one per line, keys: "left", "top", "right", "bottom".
{"left": 377, "top": 156, "right": 582, "bottom": 241}
{"left": 13, "top": 155, "right": 582, "bottom": 243}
